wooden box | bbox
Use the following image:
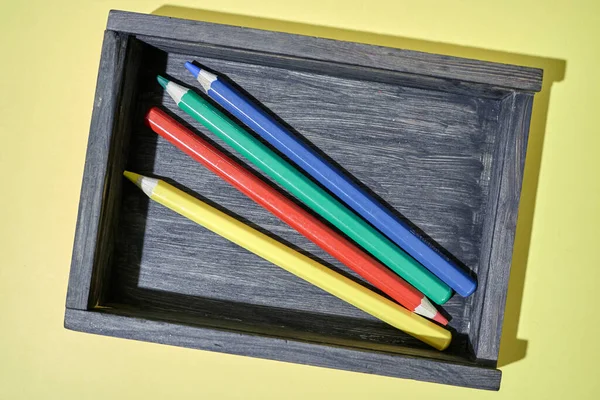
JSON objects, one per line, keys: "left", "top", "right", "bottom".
{"left": 65, "top": 10, "right": 542, "bottom": 390}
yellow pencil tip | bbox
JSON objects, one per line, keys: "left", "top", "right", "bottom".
{"left": 123, "top": 171, "right": 142, "bottom": 187}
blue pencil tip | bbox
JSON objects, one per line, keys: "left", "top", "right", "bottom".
{"left": 185, "top": 61, "right": 201, "bottom": 78}
{"left": 156, "top": 75, "right": 169, "bottom": 89}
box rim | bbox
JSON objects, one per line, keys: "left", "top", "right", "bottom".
{"left": 106, "top": 9, "right": 543, "bottom": 92}
{"left": 66, "top": 30, "right": 129, "bottom": 310}
{"left": 65, "top": 308, "right": 502, "bottom": 390}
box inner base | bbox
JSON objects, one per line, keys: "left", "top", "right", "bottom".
{"left": 105, "top": 39, "right": 502, "bottom": 361}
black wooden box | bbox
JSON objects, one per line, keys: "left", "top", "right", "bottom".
{"left": 65, "top": 10, "right": 542, "bottom": 390}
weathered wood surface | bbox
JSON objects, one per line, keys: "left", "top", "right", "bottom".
{"left": 137, "top": 35, "right": 510, "bottom": 99}
{"left": 65, "top": 308, "right": 502, "bottom": 390}
{"left": 65, "top": 10, "right": 541, "bottom": 390}
{"left": 107, "top": 10, "right": 543, "bottom": 92}
{"left": 470, "top": 93, "right": 534, "bottom": 361}
{"left": 66, "top": 31, "right": 129, "bottom": 310}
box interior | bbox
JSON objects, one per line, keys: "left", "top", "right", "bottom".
{"left": 101, "top": 36, "right": 507, "bottom": 364}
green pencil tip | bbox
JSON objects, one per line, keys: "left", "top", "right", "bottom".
{"left": 156, "top": 75, "right": 169, "bottom": 89}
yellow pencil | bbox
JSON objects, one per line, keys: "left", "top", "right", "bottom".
{"left": 123, "top": 171, "right": 451, "bottom": 350}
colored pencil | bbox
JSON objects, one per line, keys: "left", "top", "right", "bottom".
{"left": 157, "top": 76, "right": 452, "bottom": 305}
{"left": 185, "top": 63, "right": 476, "bottom": 297}
{"left": 123, "top": 171, "right": 452, "bottom": 350}
{"left": 146, "top": 107, "right": 447, "bottom": 324}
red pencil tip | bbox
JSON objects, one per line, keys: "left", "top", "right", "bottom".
{"left": 432, "top": 312, "right": 448, "bottom": 326}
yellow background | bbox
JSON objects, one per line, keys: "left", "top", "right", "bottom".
{"left": 1, "top": 0, "right": 599, "bottom": 398}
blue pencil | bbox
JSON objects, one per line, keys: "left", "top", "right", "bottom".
{"left": 185, "top": 62, "right": 477, "bottom": 297}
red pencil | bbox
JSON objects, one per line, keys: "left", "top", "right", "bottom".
{"left": 145, "top": 107, "right": 447, "bottom": 325}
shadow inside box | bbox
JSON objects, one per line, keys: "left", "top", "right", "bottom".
{"left": 100, "top": 10, "right": 567, "bottom": 367}
{"left": 103, "top": 286, "right": 474, "bottom": 362}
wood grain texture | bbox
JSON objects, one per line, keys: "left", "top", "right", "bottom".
{"left": 65, "top": 308, "right": 502, "bottom": 390}
{"left": 470, "top": 93, "right": 534, "bottom": 361}
{"left": 106, "top": 10, "right": 542, "bottom": 92}
{"left": 65, "top": 10, "right": 541, "bottom": 390}
{"left": 137, "top": 35, "right": 509, "bottom": 99}
{"left": 66, "top": 31, "right": 129, "bottom": 309}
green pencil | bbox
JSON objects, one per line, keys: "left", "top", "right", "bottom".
{"left": 157, "top": 76, "right": 452, "bottom": 304}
